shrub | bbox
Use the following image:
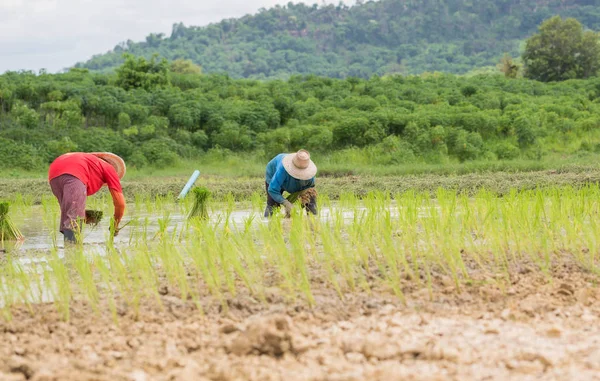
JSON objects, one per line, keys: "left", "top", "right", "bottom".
{"left": 0, "top": 138, "right": 44, "bottom": 170}
{"left": 493, "top": 141, "right": 520, "bottom": 160}
{"left": 45, "top": 137, "right": 78, "bottom": 162}
{"left": 212, "top": 121, "right": 253, "bottom": 150}
{"left": 460, "top": 85, "right": 478, "bottom": 97}
{"left": 128, "top": 150, "right": 149, "bottom": 168}
{"left": 191, "top": 130, "right": 209, "bottom": 149}
{"left": 141, "top": 138, "right": 180, "bottom": 168}
{"left": 514, "top": 116, "right": 536, "bottom": 148}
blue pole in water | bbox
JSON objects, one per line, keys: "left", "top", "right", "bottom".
{"left": 178, "top": 170, "right": 201, "bottom": 200}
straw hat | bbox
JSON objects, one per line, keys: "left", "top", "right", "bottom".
{"left": 91, "top": 152, "right": 126, "bottom": 179}
{"left": 282, "top": 149, "right": 317, "bottom": 180}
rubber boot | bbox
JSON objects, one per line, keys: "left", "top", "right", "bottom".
{"left": 63, "top": 229, "right": 77, "bottom": 245}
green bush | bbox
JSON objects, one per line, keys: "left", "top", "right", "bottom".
{"left": 0, "top": 138, "right": 44, "bottom": 170}
{"left": 141, "top": 138, "right": 180, "bottom": 168}
{"left": 493, "top": 141, "right": 520, "bottom": 160}
{"left": 191, "top": 130, "right": 209, "bottom": 150}
{"left": 1, "top": 66, "right": 600, "bottom": 170}
{"left": 173, "top": 129, "right": 192, "bottom": 145}
{"left": 373, "top": 136, "right": 416, "bottom": 164}
{"left": 461, "top": 85, "right": 478, "bottom": 97}
{"left": 13, "top": 104, "right": 39, "bottom": 129}
{"left": 128, "top": 150, "right": 149, "bottom": 168}
{"left": 212, "top": 121, "right": 253, "bottom": 150}
{"left": 45, "top": 137, "right": 78, "bottom": 162}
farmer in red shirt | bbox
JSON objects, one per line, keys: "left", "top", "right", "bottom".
{"left": 48, "top": 152, "right": 127, "bottom": 244}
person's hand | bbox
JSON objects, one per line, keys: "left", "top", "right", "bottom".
{"left": 282, "top": 200, "right": 294, "bottom": 218}
{"left": 110, "top": 217, "right": 121, "bottom": 236}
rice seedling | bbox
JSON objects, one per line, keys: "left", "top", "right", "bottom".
{"left": 85, "top": 210, "right": 103, "bottom": 226}
{"left": 188, "top": 187, "right": 211, "bottom": 221}
{"left": 0, "top": 202, "right": 23, "bottom": 242}
{"left": 3, "top": 184, "right": 600, "bottom": 323}
{"left": 47, "top": 247, "right": 72, "bottom": 320}
{"left": 70, "top": 246, "right": 100, "bottom": 312}
{"left": 250, "top": 191, "right": 263, "bottom": 213}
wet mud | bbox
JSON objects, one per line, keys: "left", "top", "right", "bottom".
{"left": 0, "top": 260, "right": 598, "bottom": 381}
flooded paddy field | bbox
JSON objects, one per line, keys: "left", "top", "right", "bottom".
{"left": 1, "top": 188, "right": 600, "bottom": 380}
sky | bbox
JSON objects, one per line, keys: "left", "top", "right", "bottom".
{"left": 0, "top": 0, "right": 350, "bottom": 73}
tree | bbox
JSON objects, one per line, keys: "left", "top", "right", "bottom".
{"left": 76, "top": 1, "right": 600, "bottom": 79}
{"left": 116, "top": 54, "right": 170, "bottom": 91}
{"left": 170, "top": 59, "right": 202, "bottom": 74}
{"left": 522, "top": 16, "right": 600, "bottom": 82}
{"left": 498, "top": 54, "right": 520, "bottom": 78}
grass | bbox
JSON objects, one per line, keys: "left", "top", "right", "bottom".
{"left": 2, "top": 164, "right": 600, "bottom": 205}
{"left": 3, "top": 150, "right": 600, "bottom": 204}
{"left": 1, "top": 185, "right": 600, "bottom": 320}
{"left": 3, "top": 150, "right": 600, "bottom": 181}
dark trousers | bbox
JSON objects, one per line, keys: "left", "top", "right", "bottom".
{"left": 264, "top": 182, "right": 317, "bottom": 217}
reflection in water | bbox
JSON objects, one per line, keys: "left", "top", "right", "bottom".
{"left": 9, "top": 205, "right": 358, "bottom": 254}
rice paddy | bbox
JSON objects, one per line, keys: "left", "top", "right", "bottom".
{"left": 1, "top": 185, "right": 599, "bottom": 315}
{"left": 2, "top": 185, "right": 600, "bottom": 379}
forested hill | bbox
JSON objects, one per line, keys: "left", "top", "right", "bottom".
{"left": 76, "top": 0, "right": 600, "bottom": 79}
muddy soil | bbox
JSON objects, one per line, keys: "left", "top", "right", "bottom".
{"left": 1, "top": 262, "right": 600, "bottom": 381}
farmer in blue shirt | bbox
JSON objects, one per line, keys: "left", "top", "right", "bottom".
{"left": 264, "top": 149, "right": 318, "bottom": 217}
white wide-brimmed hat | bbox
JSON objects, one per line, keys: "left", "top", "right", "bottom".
{"left": 282, "top": 149, "right": 317, "bottom": 180}
{"left": 91, "top": 152, "right": 127, "bottom": 179}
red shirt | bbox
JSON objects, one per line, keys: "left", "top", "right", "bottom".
{"left": 48, "top": 153, "right": 123, "bottom": 196}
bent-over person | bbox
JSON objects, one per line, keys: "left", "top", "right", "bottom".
{"left": 264, "top": 149, "right": 318, "bottom": 218}
{"left": 48, "top": 152, "right": 126, "bottom": 244}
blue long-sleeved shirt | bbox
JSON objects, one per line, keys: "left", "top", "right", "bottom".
{"left": 266, "top": 153, "right": 315, "bottom": 204}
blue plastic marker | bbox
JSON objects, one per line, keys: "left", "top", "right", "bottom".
{"left": 178, "top": 170, "right": 201, "bottom": 200}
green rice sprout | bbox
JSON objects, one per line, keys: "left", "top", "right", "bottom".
{"left": 188, "top": 187, "right": 211, "bottom": 221}
{"left": 5, "top": 185, "right": 600, "bottom": 323}
{"left": 0, "top": 202, "right": 23, "bottom": 241}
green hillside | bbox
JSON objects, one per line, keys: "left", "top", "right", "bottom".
{"left": 75, "top": 0, "right": 600, "bottom": 78}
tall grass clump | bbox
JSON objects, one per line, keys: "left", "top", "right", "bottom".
{"left": 188, "top": 187, "right": 211, "bottom": 220}
{"left": 0, "top": 202, "right": 23, "bottom": 241}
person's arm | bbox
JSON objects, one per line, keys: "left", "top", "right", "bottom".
{"left": 109, "top": 188, "right": 126, "bottom": 227}
{"left": 268, "top": 167, "right": 287, "bottom": 204}
{"left": 103, "top": 164, "right": 126, "bottom": 229}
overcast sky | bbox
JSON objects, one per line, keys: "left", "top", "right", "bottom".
{"left": 0, "top": 0, "right": 351, "bottom": 74}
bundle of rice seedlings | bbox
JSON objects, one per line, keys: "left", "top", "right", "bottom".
{"left": 0, "top": 202, "right": 23, "bottom": 241}
{"left": 299, "top": 187, "right": 318, "bottom": 205}
{"left": 287, "top": 187, "right": 318, "bottom": 206}
{"left": 188, "top": 187, "right": 211, "bottom": 220}
{"left": 85, "top": 210, "right": 103, "bottom": 226}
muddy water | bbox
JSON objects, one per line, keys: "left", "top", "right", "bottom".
{"left": 7, "top": 203, "right": 384, "bottom": 254}
{"left": 7, "top": 206, "right": 260, "bottom": 252}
